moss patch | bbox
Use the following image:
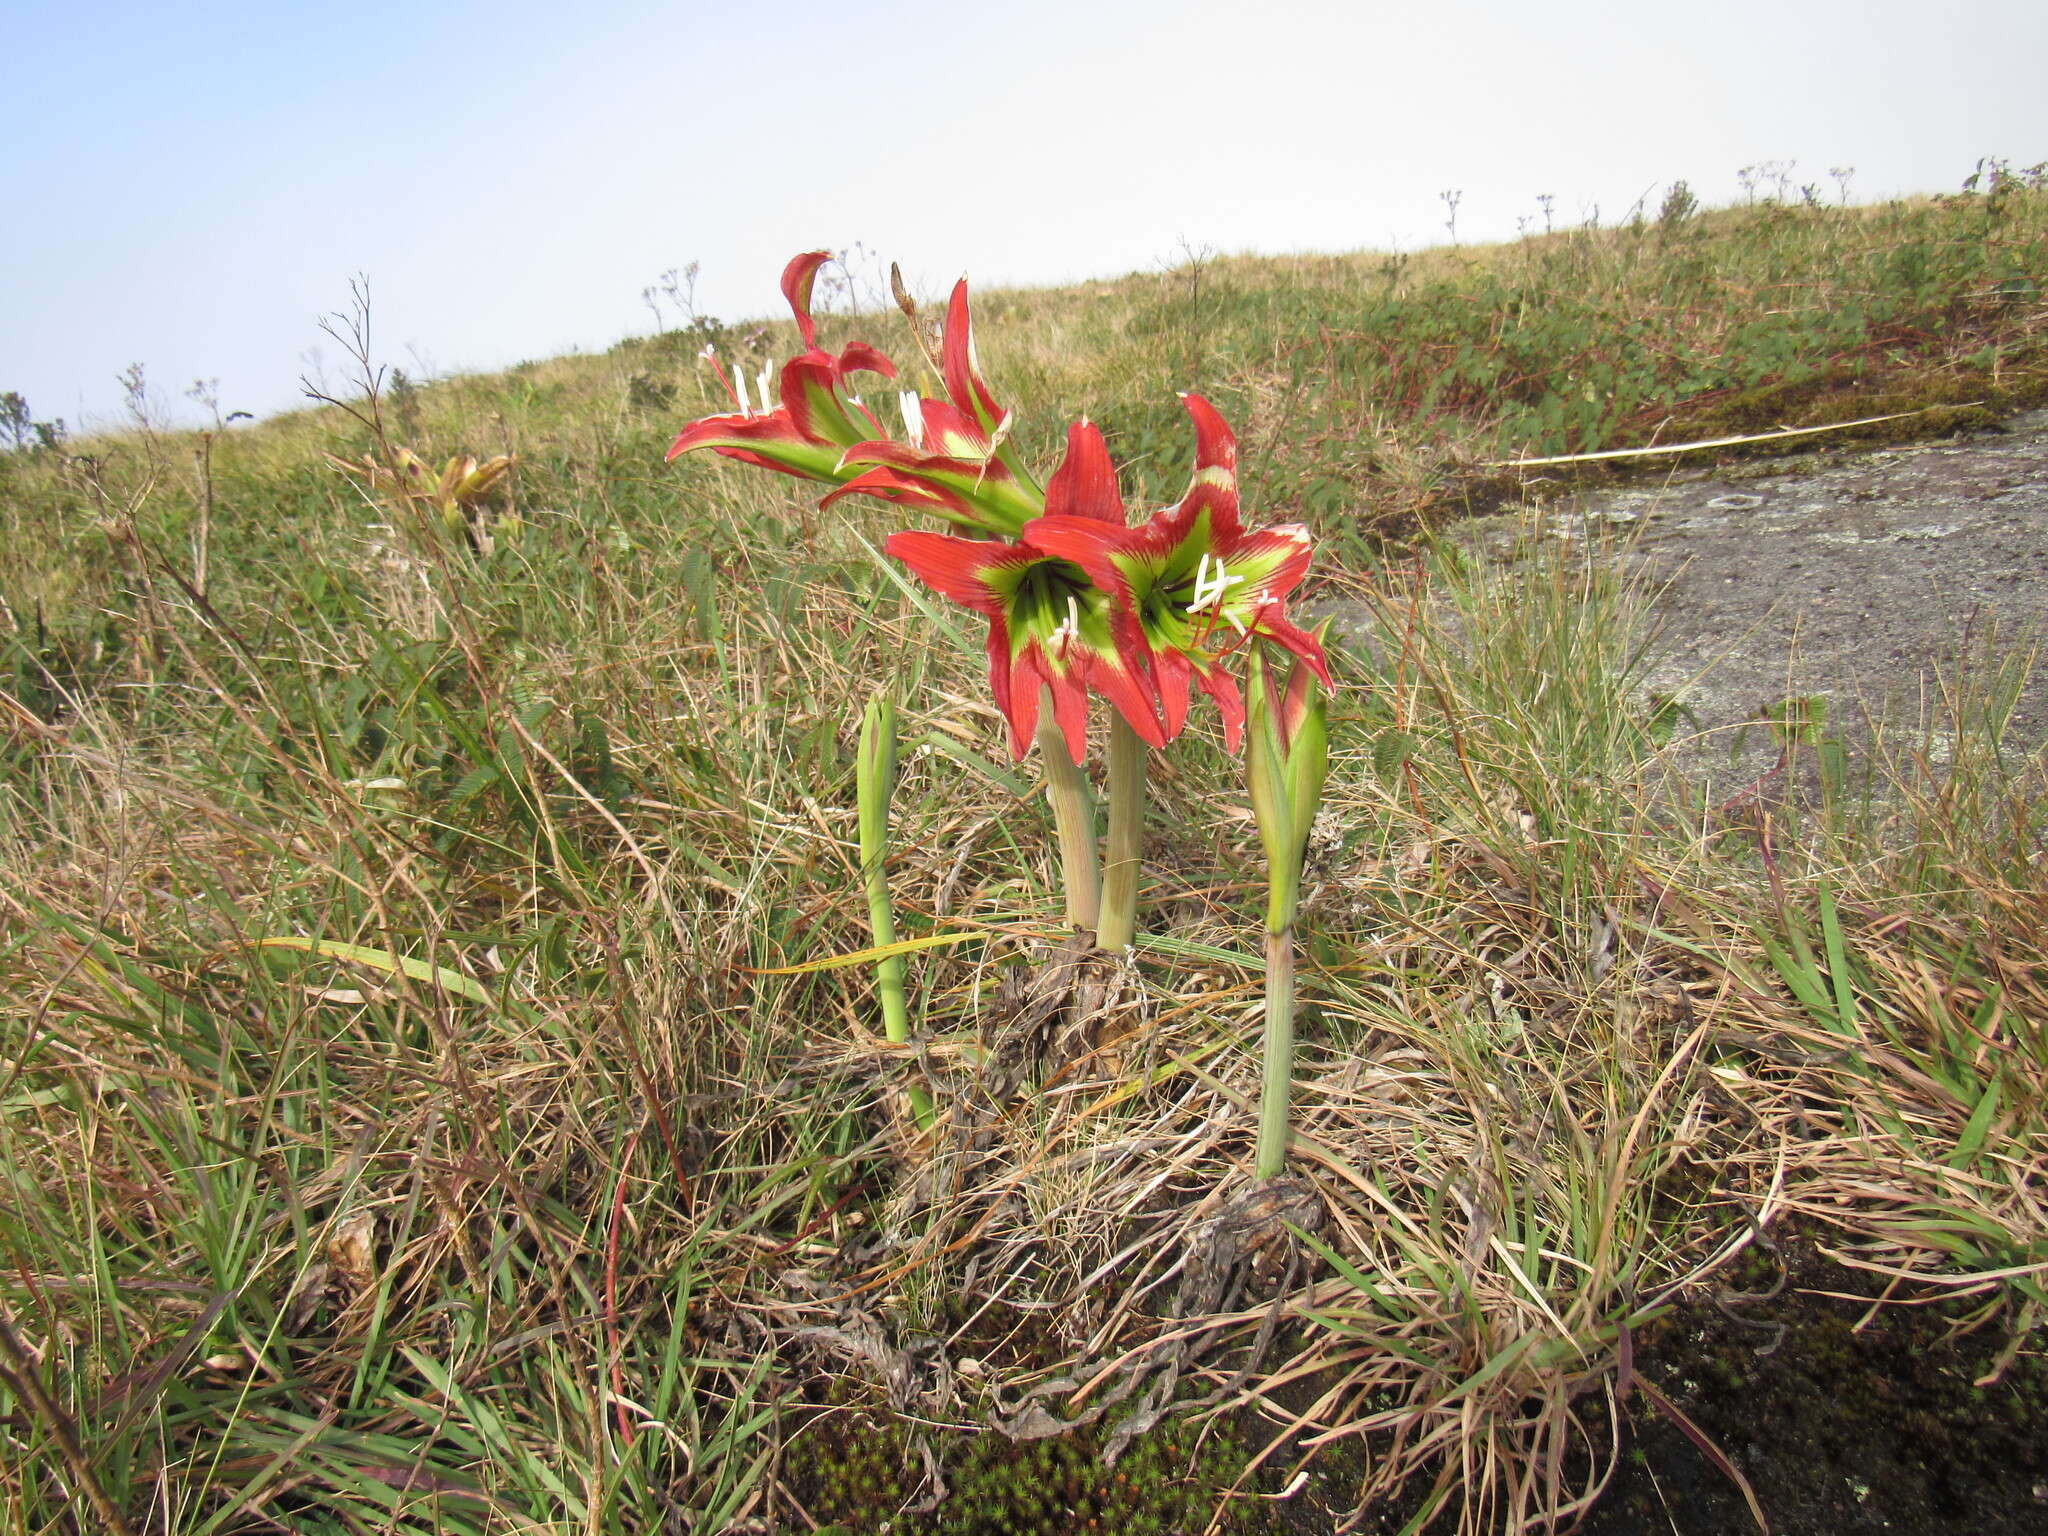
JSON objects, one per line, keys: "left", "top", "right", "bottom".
{"left": 787, "top": 1388, "right": 1289, "bottom": 1536}
{"left": 1579, "top": 1238, "right": 2048, "bottom": 1536}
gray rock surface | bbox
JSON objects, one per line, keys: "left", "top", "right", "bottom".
{"left": 1387, "top": 412, "right": 2048, "bottom": 799}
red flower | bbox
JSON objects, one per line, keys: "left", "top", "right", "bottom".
{"left": 884, "top": 421, "right": 1159, "bottom": 762}
{"left": 665, "top": 251, "right": 898, "bottom": 483}
{"left": 1022, "top": 395, "right": 1328, "bottom": 751}
{"left": 820, "top": 276, "right": 1050, "bottom": 536}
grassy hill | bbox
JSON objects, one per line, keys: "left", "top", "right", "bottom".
{"left": 2, "top": 168, "right": 2045, "bottom": 1534}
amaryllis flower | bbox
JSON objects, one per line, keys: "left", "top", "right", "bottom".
{"left": 828, "top": 394, "right": 1043, "bottom": 535}
{"left": 822, "top": 277, "right": 1045, "bottom": 536}
{"left": 885, "top": 421, "right": 1163, "bottom": 762}
{"left": 1022, "top": 395, "right": 1329, "bottom": 751}
{"left": 665, "top": 251, "right": 898, "bottom": 483}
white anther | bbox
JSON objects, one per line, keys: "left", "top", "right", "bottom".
{"left": 1049, "top": 594, "right": 1082, "bottom": 653}
{"left": 899, "top": 391, "right": 924, "bottom": 447}
{"left": 756, "top": 362, "right": 774, "bottom": 413}
{"left": 1186, "top": 552, "right": 1245, "bottom": 615}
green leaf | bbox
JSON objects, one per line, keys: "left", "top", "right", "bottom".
{"left": 748, "top": 929, "right": 991, "bottom": 975}
{"left": 254, "top": 938, "right": 494, "bottom": 1007}
{"left": 1950, "top": 1075, "right": 2002, "bottom": 1169}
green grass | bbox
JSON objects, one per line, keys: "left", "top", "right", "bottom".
{"left": 2, "top": 168, "right": 2045, "bottom": 1533}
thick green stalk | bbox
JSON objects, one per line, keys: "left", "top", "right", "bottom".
{"left": 1255, "top": 925, "right": 1296, "bottom": 1180}
{"left": 1034, "top": 688, "right": 1100, "bottom": 935}
{"left": 858, "top": 692, "right": 931, "bottom": 1132}
{"left": 1098, "top": 712, "right": 1148, "bottom": 950}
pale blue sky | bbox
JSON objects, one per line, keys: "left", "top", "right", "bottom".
{"left": 5, "top": 0, "right": 2043, "bottom": 429}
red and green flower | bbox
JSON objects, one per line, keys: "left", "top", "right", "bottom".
{"left": 666, "top": 254, "right": 1329, "bottom": 762}
{"left": 664, "top": 251, "right": 898, "bottom": 483}
{"left": 1021, "top": 394, "right": 1329, "bottom": 750}
{"left": 884, "top": 420, "right": 1164, "bottom": 762}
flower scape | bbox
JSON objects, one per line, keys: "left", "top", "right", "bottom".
{"left": 669, "top": 250, "right": 1334, "bottom": 1195}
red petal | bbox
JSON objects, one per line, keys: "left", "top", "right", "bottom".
{"left": 666, "top": 409, "right": 835, "bottom": 474}
{"left": 913, "top": 397, "right": 991, "bottom": 456}
{"left": 1150, "top": 647, "right": 1193, "bottom": 741}
{"left": 835, "top": 341, "right": 897, "bottom": 381}
{"left": 777, "top": 354, "right": 850, "bottom": 445}
{"left": 1196, "top": 664, "right": 1247, "bottom": 753}
{"left": 667, "top": 412, "right": 752, "bottom": 461}
{"left": 1022, "top": 515, "right": 1152, "bottom": 606}
{"left": 781, "top": 251, "right": 832, "bottom": 349}
{"left": 1255, "top": 608, "right": 1333, "bottom": 688}
{"left": 1087, "top": 652, "right": 1166, "bottom": 750}
{"left": 1219, "top": 524, "right": 1315, "bottom": 603}
{"left": 1174, "top": 394, "right": 1242, "bottom": 541}
{"left": 820, "top": 465, "right": 964, "bottom": 517}
{"left": 1045, "top": 421, "right": 1125, "bottom": 524}
{"left": 885, "top": 530, "right": 1035, "bottom": 616}
{"left": 988, "top": 618, "right": 1034, "bottom": 759}
{"left": 840, "top": 439, "right": 989, "bottom": 478}
{"left": 1179, "top": 393, "right": 1238, "bottom": 483}
{"left": 714, "top": 447, "right": 824, "bottom": 480}
{"left": 1046, "top": 661, "right": 1090, "bottom": 764}
{"left": 942, "top": 278, "right": 1004, "bottom": 432}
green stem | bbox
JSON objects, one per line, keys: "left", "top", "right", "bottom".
{"left": 863, "top": 879, "right": 911, "bottom": 1045}
{"left": 859, "top": 694, "right": 932, "bottom": 1133}
{"left": 1098, "top": 712, "right": 1148, "bottom": 951}
{"left": 1255, "top": 925, "right": 1296, "bottom": 1180}
{"left": 1034, "top": 690, "right": 1100, "bottom": 935}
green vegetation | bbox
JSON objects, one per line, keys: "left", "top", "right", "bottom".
{"left": 1, "top": 168, "right": 2045, "bottom": 1533}
{"left": 792, "top": 1387, "right": 1284, "bottom": 1535}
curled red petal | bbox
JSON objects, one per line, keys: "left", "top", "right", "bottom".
{"left": 777, "top": 354, "right": 855, "bottom": 445}
{"left": 820, "top": 465, "right": 965, "bottom": 517}
{"left": 781, "top": 251, "right": 832, "bottom": 349}
{"left": 1045, "top": 421, "right": 1125, "bottom": 524}
{"left": 709, "top": 446, "right": 821, "bottom": 480}
{"left": 1253, "top": 607, "right": 1333, "bottom": 688}
{"left": 667, "top": 412, "right": 754, "bottom": 462}
{"left": 835, "top": 340, "right": 897, "bottom": 381}
{"left": 914, "top": 397, "right": 992, "bottom": 457}
{"left": 942, "top": 278, "right": 1005, "bottom": 433}
{"left": 840, "top": 439, "right": 990, "bottom": 478}
{"left": 666, "top": 409, "right": 839, "bottom": 479}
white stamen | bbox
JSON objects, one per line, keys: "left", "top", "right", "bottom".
{"left": 1049, "top": 594, "right": 1081, "bottom": 654}
{"left": 732, "top": 366, "right": 752, "bottom": 417}
{"left": 757, "top": 362, "right": 774, "bottom": 413}
{"left": 699, "top": 343, "right": 717, "bottom": 360}
{"left": 1187, "top": 552, "right": 1246, "bottom": 615}
{"left": 898, "top": 391, "right": 924, "bottom": 447}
